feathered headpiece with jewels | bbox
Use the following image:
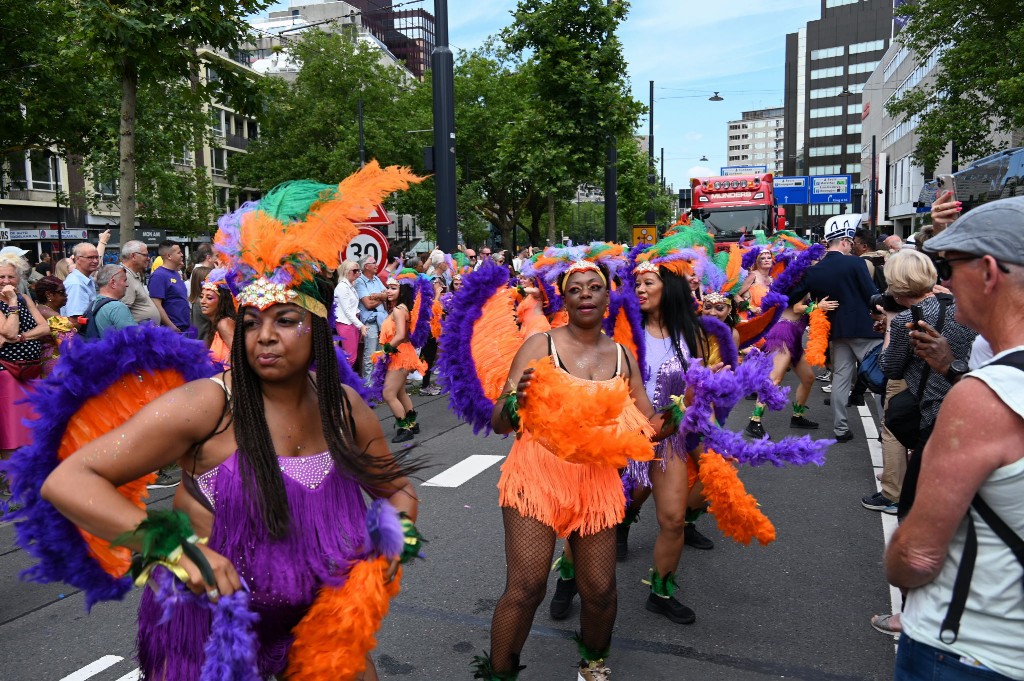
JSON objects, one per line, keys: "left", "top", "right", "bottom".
{"left": 214, "top": 161, "right": 421, "bottom": 318}
{"left": 201, "top": 267, "right": 230, "bottom": 293}
{"left": 631, "top": 231, "right": 709, "bottom": 280}
{"left": 521, "top": 242, "right": 628, "bottom": 291}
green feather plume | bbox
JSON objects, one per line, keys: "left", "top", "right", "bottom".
{"left": 258, "top": 180, "right": 337, "bottom": 223}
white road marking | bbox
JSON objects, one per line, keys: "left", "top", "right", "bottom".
{"left": 422, "top": 454, "right": 505, "bottom": 487}
{"left": 113, "top": 671, "right": 140, "bottom": 681}
{"left": 59, "top": 656, "right": 123, "bottom": 681}
{"left": 858, "top": 404, "right": 903, "bottom": 632}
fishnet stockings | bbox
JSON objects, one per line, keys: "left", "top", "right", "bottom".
{"left": 489, "top": 507, "right": 617, "bottom": 673}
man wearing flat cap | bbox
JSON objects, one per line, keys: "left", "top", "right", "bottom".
{"left": 885, "top": 195, "right": 1024, "bottom": 680}
{"left": 792, "top": 215, "right": 882, "bottom": 442}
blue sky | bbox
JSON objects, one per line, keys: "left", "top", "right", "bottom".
{"left": 263, "top": 0, "right": 825, "bottom": 192}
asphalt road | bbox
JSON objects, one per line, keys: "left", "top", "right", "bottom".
{"left": 0, "top": 377, "right": 898, "bottom": 681}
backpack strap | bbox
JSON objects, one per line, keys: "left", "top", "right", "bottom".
{"left": 914, "top": 297, "right": 949, "bottom": 403}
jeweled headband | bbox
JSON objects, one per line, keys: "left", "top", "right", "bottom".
{"left": 237, "top": 278, "right": 328, "bottom": 318}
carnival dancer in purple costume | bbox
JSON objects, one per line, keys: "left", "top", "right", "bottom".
{"left": 33, "top": 168, "right": 425, "bottom": 680}
{"left": 744, "top": 245, "right": 837, "bottom": 440}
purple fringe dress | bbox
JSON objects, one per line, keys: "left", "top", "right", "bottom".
{"left": 137, "top": 451, "right": 370, "bottom": 680}
{"left": 762, "top": 316, "right": 808, "bottom": 364}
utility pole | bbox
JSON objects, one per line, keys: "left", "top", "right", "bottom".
{"left": 432, "top": 0, "right": 458, "bottom": 251}
{"left": 645, "top": 80, "right": 656, "bottom": 225}
{"left": 357, "top": 96, "right": 365, "bottom": 168}
{"left": 602, "top": 0, "right": 618, "bottom": 242}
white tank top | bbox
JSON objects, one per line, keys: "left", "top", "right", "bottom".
{"left": 902, "top": 345, "right": 1024, "bottom": 680}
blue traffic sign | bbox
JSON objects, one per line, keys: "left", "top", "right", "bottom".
{"left": 809, "top": 174, "right": 852, "bottom": 204}
{"left": 774, "top": 176, "right": 809, "bottom": 205}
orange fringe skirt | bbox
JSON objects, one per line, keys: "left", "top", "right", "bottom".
{"left": 498, "top": 402, "right": 652, "bottom": 538}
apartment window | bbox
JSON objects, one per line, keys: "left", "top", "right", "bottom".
{"left": 810, "top": 66, "right": 844, "bottom": 80}
{"left": 754, "top": 153, "right": 766, "bottom": 160}
{"left": 754, "top": 132, "right": 767, "bottom": 139}
{"left": 729, "top": 124, "right": 742, "bottom": 130}
{"left": 848, "top": 104, "right": 861, "bottom": 115}
{"left": 825, "top": 0, "right": 859, "bottom": 6}
{"left": 810, "top": 105, "right": 844, "bottom": 118}
{"left": 810, "top": 86, "right": 843, "bottom": 99}
{"left": 811, "top": 46, "right": 844, "bottom": 60}
{"left": 850, "top": 40, "right": 885, "bottom": 55}
{"left": 215, "top": 187, "right": 231, "bottom": 210}
{"left": 754, "top": 120, "right": 766, "bottom": 128}
{"left": 170, "top": 149, "right": 194, "bottom": 167}
{"left": 883, "top": 44, "right": 910, "bottom": 80}
{"left": 809, "top": 165, "right": 841, "bottom": 175}
{"left": 729, "top": 135, "right": 742, "bottom": 141}
{"left": 849, "top": 60, "right": 880, "bottom": 75}
{"left": 846, "top": 144, "right": 860, "bottom": 154}
{"left": 810, "top": 125, "right": 843, "bottom": 138}
{"left": 848, "top": 123, "right": 863, "bottom": 134}
{"left": 247, "top": 120, "right": 258, "bottom": 139}
{"left": 211, "top": 148, "right": 226, "bottom": 177}
{"left": 209, "top": 108, "right": 225, "bottom": 137}
{"left": 847, "top": 164, "right": 862, "bottom": 174}
{"left": 95, "top": 177, "right": 118, "bottom": 200}
{"left": 754, "top": 143, "right": 766, "bottom": 150}
{"left": 810, "top": 145, "right": 842, "bottom": 157}
{"left": 29, "top": 151, "right": 60, "bottom": 190}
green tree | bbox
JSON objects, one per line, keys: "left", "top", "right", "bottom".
{"left": 504, "top": 0, "right": 645, "bottom": 242}
{"left": 887, "top": 1, "right": 1024, "bottom": 169}
{"left": 70, "top": 0, "right": 269, "bottom": 241}
{"left": 228, "top": 30, "right": 429, "bottom": 197}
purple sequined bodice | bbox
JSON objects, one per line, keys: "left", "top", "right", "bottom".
{"left": 195, "top": 450, "right": 334, "bottom": 510}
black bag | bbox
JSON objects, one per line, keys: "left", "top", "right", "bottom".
{"left": 883, "top": 298, "right": 948, "bottom": 449}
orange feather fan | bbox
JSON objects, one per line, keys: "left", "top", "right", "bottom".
{"left": 722, "top": 243, "right": 743, "bottom": 294}
{"left": 286, "top": 557, "right": 401, "bottom": 680}
{"left": 430, "top": 298, "right": 444, "bottom": 340}
{"left": 805, "top": 306, "right": 830, "bottom": 368}
{"left": 471, "top": 288, "right": 523, "bottom": 401}
{"left": 776, "top": 233, "right": 810, "bottom": 251}
{"left": 518, "top": 357, "right": 655, "bottom": 467}
{"left": 698, "top": 449, "right": 776, "bottom": 546}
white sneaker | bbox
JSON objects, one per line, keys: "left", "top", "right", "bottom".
{"left": 821, "top": 384, "right": 832, "bottom": 393}
{"left": 578, "top": 660, "right": 611, "bottom": 681}
{"left": 816, "top": 370, "right": 832, "bottom": 382}
{"left": 407, "top": 371, "right": 423, "bottom": 382}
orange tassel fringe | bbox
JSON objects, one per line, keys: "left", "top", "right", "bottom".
{"left": 518, "top": 357, "right": 654, "bottom": 467}
{"left": 805, "top": 307, "right": 830, "bottom": 368}
{"left": 286, "top": 557, "right": 401, "bottom": 680}
{"left": 698, "top": 449, "right": 776, "bottom": 546}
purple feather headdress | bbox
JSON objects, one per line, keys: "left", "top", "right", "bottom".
{"left": 602, "top": 284, "right": 648, "bottom": 382}
{"left": 366, "top": 351, "right": 391, "bottom": 406}
{"left": 437, "top": 263, "right": 511, "bottom": 435}
{"left": 407, "top": 274, "right": 435, "bottom": 348}
{"left": 525, "top": 242, "right": 629, "bottom": 288}
{"left": 769, "top": 243, "right": 825, "bottom": 297}
{"left": 1, "top": 326, "right": 219, "bottom": 610}
{"left": 741, "top": 245, "right": 764, "bottom": 271}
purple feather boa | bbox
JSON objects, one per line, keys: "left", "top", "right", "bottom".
{"left": 699, "top": 315, "right": 738, "bottom": 370}
{"left": 741, "top": 245, "right": 763, "bottom": 271}
{"left": 602, "top": 285, "right": 648, "bottom": 383}
{"left": 408, "top": 274, "right": 435, "bottom": 348}
{"left": 664, "top": 349, "right": 830, "bottom": 467}
{"left": 1, "top": 326, "right": 218, "bottom": 610}
{"left": 437, "top": 263, "right": 511, "bottom": 435}
{"left": 366, "top": 350, "right": 391, "bottom": 406}
{"left": 148, "top": 568, "right": 261, "bottom": 681}
{"left": 364, "top": 498, "right": 405, "bottom": 559}
{"left": 770, "top": 243, "right": 824, "bottom": 298}
{"left": 739, "top": 290, "right": 788, "bottom": 349}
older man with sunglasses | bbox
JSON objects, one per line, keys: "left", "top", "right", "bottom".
{"left": 885, "top": 195, "right": 1024, "bottom": 681}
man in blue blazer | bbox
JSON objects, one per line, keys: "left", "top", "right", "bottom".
{"left": 794, "top": 215, "right": 882, "bottom": 441}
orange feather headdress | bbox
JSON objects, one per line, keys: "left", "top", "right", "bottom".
{"left": 214, "top": 161, "right": 422, "bottom": 317}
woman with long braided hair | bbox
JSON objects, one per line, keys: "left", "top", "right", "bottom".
{"left": 37, "top": 168, "right": 425, "bottom": 680}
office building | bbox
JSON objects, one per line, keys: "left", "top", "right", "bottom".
{"left": 726, "top": 107, "right": 785, "bottom": 174}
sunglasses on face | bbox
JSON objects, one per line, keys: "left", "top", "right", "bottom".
{"left": 703, "top": 303, "right": 730, "bottom": 313}
{"left": 930, "top": 254, "right": 1010, "bottom": 281}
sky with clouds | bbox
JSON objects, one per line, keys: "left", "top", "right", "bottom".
{"left": 263, "top": 0, "right": 826, "bottom": 193}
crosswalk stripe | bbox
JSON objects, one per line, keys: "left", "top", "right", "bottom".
{"left": 113, "top": 670, "right": 140, "bottom": 681}
{"left": 421, "top": 454, "right": 505, "bottom": 487}
{"left": 59, "top": 656, "right": 123, "bottom": 681}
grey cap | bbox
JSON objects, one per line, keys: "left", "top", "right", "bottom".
{"left": 924, "top": 196, "right": 1024, "bottom": 266}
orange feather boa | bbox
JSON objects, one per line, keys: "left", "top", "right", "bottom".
{"left": 518, "top": 357, "right": 655, "bottom": 467}
{"left": 805, "top": 306, "right": 830, "bottom": 368}
{"left": 286, "top": 557, "right": 401, "bottom": 680}
{"left": 698, "top": 449, "right": 776, "bottom": 546}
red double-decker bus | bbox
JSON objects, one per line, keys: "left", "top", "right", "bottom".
{"left": 690, "top": 173, "right": 787, "bottom": 247}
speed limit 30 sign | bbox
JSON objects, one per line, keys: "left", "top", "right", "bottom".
{"left": 346, "top": 227, "right": 390, "bottom": 265}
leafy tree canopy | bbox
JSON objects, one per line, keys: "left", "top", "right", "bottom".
{"left": 888, "top": 0, "right": 1024, "bottom": 169}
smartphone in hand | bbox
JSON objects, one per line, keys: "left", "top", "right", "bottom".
{"left": 937, "top": 174, "right": 956, "bottom": 202}
{"left": 910, "top": 304, "right": 925, "bottom": 328}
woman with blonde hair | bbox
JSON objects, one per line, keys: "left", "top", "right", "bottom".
{"left": 334, "top": 259, "right": 366, "bottom": 368}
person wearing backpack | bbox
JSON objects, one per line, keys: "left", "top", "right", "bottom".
{"left": 886, "top": 197, "right": 1024, "bottom": 681}
{"left": 81, "top": 265, "right": 137, "bottom": 340}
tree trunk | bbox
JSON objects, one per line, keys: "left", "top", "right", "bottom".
{"left": 119, "top": 59, "right": 138, "bottom": 243}
{"left": 547, "top": 194, "right": 556, "bottom": 245}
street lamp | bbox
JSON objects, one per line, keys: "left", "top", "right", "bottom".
{"left": 709, "top": 92, "right": 724, "bottom": 102}
{"left": 699, "top": 155, "right": 708, "bottom": 162}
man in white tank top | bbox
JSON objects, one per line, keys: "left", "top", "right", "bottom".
{"left": 885, "top": 196, "right": 1024, "bottom": 680}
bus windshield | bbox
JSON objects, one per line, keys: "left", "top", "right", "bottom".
{"left": 698, "top": 207, "right": 770, "bottom": 239}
